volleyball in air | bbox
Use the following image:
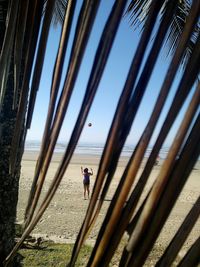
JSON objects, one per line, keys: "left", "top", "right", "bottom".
{"left": 88, "top": 123, "right": 92, "bottom": 127}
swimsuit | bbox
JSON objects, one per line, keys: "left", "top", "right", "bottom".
{"left": 83, "top": 174, "right": 90, "bottom": 185}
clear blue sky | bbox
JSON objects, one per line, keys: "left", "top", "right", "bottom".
{"left": 27, "top": 1, "right": 195, "bottom": 147}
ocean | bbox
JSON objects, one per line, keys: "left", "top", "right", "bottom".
{"left": 25, "top": 140, "right": 169, "bottom": 159}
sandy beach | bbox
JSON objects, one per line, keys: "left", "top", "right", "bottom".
{"left": 17, "top": 151, "right": 200, "bottom": 265}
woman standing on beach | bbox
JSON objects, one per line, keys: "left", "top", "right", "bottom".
{"left": 81, "top": 166, "right": 93, "bottom": 199}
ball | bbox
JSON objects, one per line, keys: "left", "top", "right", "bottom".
{"left": 88, "top": 123, "right": 92, "bottom": 127}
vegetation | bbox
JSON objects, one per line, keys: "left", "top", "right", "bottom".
{"left": 20, "top": 243, "right": 92, "bottom": 267}
{"left": 126, "top": 0, "right": 200, "bottom": 68}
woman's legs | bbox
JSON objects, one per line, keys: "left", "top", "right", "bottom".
{"left": 86, "top": 184, "right": 90, "bottom": 199}
{"left": 83, "top": 184, "right": 90, "bottom": 199}
{"left": 84, "top": 184, "right": 87, "bottom": 199}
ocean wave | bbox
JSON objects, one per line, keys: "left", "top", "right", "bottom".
{"left": 25, "top": 141, "right": 170, "bottom": 158}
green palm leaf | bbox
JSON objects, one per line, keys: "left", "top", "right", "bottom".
{"left": 126, "top": 0, "right": 200, "bottom": 68}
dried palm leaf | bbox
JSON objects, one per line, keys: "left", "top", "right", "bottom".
{"left": 123, "top": 34, "right": 200, "bottom": 256}
{"left": 121, "top": 112, "right": 200, "bottom": 267}
{"left": 85, "top": 1, "right": 192, "bottom": 265}
{"left": 25, "top": 0, "right": 76, "bottom": 226}
{"left": 156, "top": 196, "right": 200, "bottom": 267}
{"left": 73, "top": 4, "right": 166, "bottom": 263}
{"left": 24, "top": 0, "right": 100, "bottom": 227}
{"left": 25, "top": 0, "right": 56, "bottom": 129}
{"left": 178, "top": 236, "right": 200, "bottom": 267}
{"left": 89, "top": 3, "right": 200, "bottom": 264}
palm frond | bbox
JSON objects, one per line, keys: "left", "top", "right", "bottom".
{"left": 165, "top": 0, "right": 199, "bottom": 67}
{"left": 156, "top": 195, "right": 200, "bottom": 266}
{"left": 90, "top": 6, "right": 200, "bottom": 263}
{"left": 126, "top": 0, "right": 152, "bottom": 26}
{"left": 126, "top": 0, "right": 200, "bottom": 68}
{"left": 24, "top": 0, "right": 76, "bottom": 226}
{"left": 42, "top": 0, "right": 67, "bottom": 25}
{"left": 178, "top": 236, "right": 200, "bottom": 267}
{"left": 24, "top": 0, "right": 101, "bottom": 227}
{"left": 53, "top": 0, "right": 68, "bottom": 24}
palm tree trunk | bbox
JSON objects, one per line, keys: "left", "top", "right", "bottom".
{"left": 0, "top": 55, "right": 22, "bottom": 266}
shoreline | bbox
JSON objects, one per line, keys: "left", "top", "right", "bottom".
{"left": 22, "top": 150, "right": 200, "bottom": 169}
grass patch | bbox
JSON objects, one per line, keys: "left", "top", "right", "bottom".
{"left": 19, "top": 236, "right": 128, "bottom": 266}
{"left": 20, "top": 242, "right": 92, "bottom": 266}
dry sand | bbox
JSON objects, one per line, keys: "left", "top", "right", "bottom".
{"left": 17, "top": 151, "right": 200, "bottom": 265}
